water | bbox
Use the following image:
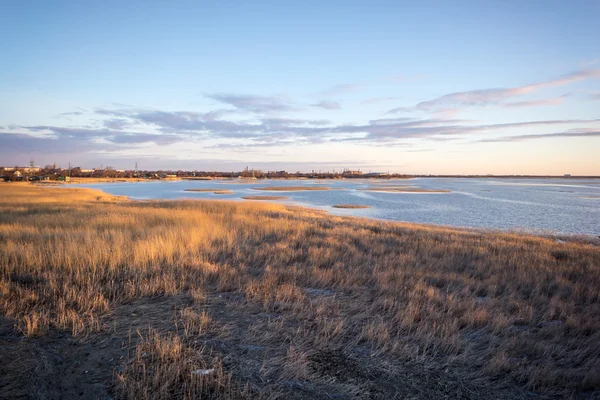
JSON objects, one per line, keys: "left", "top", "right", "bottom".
{"left": 71, "top": 178, "right": 600, "bottom": 236}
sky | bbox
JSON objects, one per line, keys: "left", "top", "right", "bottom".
{"left": 1, "top": 0, "right": 599, "bottom": 175}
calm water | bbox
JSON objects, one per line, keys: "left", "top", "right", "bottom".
{"left": 73, "top": 178, "right": 600, "bottom": 236}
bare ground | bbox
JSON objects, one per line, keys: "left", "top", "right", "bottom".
{"left": 0, "top": 290, "right": 536, "bottom": 400}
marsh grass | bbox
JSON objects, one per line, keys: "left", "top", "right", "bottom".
{"left": 0, "top": 184, "right": 599, "bottom": 399}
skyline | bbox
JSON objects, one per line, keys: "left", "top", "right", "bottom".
{"left": 1, "top": 1, "right": 599, "bottom": 174}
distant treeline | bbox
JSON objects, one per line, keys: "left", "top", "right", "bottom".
{"left": 1, "top": 166, "right": 597, "bottom": 181}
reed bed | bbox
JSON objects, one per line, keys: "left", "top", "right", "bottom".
{"left": 0, "top": 183, "right": 598, "bottom": 399}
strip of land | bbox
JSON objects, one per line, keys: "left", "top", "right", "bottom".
{"left": 242, "top": 195, "right": 289, "bottom": 200}
{"left": 332, "top": 204, "right": 371, "bottom": 209}
{"left": 184, "top": 189, "right": 234, "bottom": 194}
{"left": 359, "top": 186, "right": 451, "bottom": 193}
{"left": 253, "top": 186, "right": 336, "bottom": 191}
{"left": 0, "top": 183, "right": 598, "bottom": 399}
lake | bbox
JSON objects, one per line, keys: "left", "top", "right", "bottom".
{"left": 72, "top": 178, "right": 600, "bottom": 236}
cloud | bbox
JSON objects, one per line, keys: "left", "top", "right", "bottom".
{"left": 103, "top": 118, "right": 130, "bottom": 130}
{"left": 387, "top": 67, "right": 600, "bottom": 113}
{"left": 478, "top": 129, "right": 600, "bottom": 143}
{"left": 56, "top": 111, "right": 83, "bottom": 117}
{"left": 501, "top": 97, "right": 565, "bottom": 108}
{"left": 206, "top": 93, "right": 295, "bottom": 113}
{"left": 0, "top": 132, "right": 104, "bottom": 156}
{"left": 311, "top": 100, "right": 341, "bottom": 110}
{"left": 21, "top": 125, "right": 185, "bottom": 145}
{"left": 95, "top": 106, "right": 600, "bottom": 147}
{"left": 9, "top": 105, "right": 599, "bottom": 162}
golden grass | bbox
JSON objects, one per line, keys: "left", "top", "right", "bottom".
{"left": 241, "top": 196, "right": 289, "bottom": 200}
{"left": 185, "top": 189, "right": 234, "bottom": 194}
{"left": 332, "top": 204, "right": 371, "bottom": 209}
{"left": 252, "top": 186, "right": 334, "bottom": 191}
{"left": 0, "top": 184, "right": 599, "bottom": 398}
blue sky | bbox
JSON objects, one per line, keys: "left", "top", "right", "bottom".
{"left": 1, "top": 0, "right": 599, "bottom": 174}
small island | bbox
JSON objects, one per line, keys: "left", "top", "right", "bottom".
{"left": 242, "top": 195, "right": 289, "bottom": 200}
{"left": 252, "top": 186, "right": 335, "bottom": 191}
{"left": 359, "top": 186, "right": 450, "bottom": 193}
{"left": 332, "top": 204, "right": 371, "bottom": 209}
{"left": 184, "top": 189, "right": 234, "bottom": 194}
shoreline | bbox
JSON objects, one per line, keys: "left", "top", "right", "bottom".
{"left": 51, "top": 182, "right": 599, "bottom": 242}
{"left": 48, "top": 181, "right": 599, "bottom": 240}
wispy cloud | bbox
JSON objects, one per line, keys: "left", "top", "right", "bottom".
{"left": 501, "top": 97, "right": 565, "bottom": 108}
{"left": 56, "top": 111, "right": 83, "bottom": 117}
{"left": 311, "top": 100, "right": 341, "bottom": 110}
{"left": 361, "top": 97, "right": 397, "bottom": 105}
{"left": 478, "top": 129, "right": 600, "bottom": 143}
{"left": 7, "top": 103, "right": 599, "bottom": 163}
{"left": 22, "top": 125, "right": 184, "bottom": 145}
{"left": 206, "top": 93, "right": 296, "bottom": 113}
{"left": 387, "top": 67, "right": 600, "bottom": 113}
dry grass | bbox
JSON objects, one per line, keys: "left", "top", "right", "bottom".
{"left": 185, "top": 189, "right": 234, "bottom": 194}
{"left": 241, "top": 196, "right": 289, "bottom": 200}
{"left": 252, "top": 186, "right": 334, "bottom": 191}
{"left": 0, "top": 184, "right": 599, "bottom": 399}
{"left": 332, "top": 204, "right": 371, "bottom": 209}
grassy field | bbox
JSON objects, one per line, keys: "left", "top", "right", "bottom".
{"left": 0, "top": 183, "right": 599, "bottom": 399}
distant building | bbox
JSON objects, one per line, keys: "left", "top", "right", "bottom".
{"left": 342, "top": 169, "right": 362, "bottom": 176}
{"left": 564, "top": 174, "right": 571, "bottom": 177}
